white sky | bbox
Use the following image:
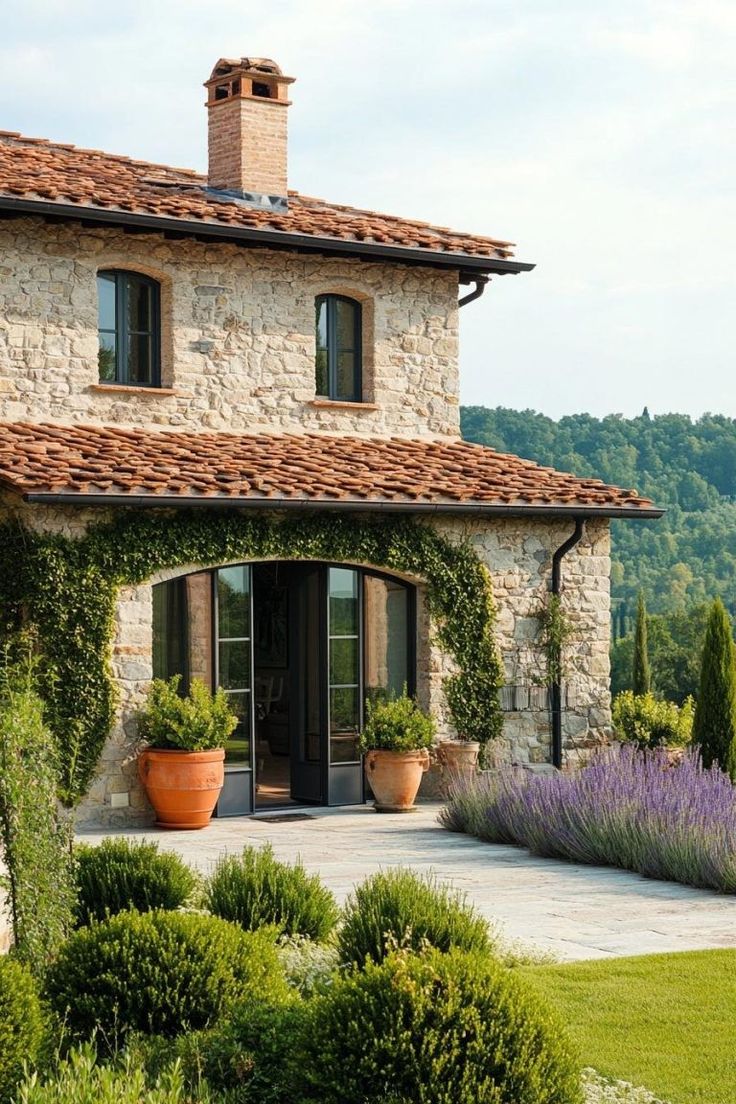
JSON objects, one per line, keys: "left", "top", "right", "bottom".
{"left": 1, "top": 0, "right": 734, "bottom": 419}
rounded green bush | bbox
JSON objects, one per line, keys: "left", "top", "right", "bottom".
{"left": 45, "top": 909, "right": 288, "bottom": 1046}
{"left": 338, "top": 868, "right": 492, "bottom": 965}
{"left": 170, "top": 996, "right": 307, "bottom": 1104}
{"left": 205, "top": 844, "right": 339, "bottom": 942}
{"left": 0, "top": 957, "right": 44, "bottom": 1103}
{"left": 74, "top": 838, "right": 198, "bottom": 925}
{"left": 302, "top": 949, "right": 583, "bottom": 1104}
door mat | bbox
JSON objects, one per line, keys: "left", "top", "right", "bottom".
{"left": 256, "top": 813, "right": 316, "bottom": 823}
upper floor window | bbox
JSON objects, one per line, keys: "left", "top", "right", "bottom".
{"left": 97, "top": 270, "right": 161, "bottom": 387}
{"left": 315, "top": 294, "right": 362, "bottom": 402}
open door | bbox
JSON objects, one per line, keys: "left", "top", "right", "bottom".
{"left": 289, "top": 564, "right": 325, "bottom": 803}
{"left": 215, "top": 565, "right": 255, "bottom": 816}
{"left": 326, "top": 566, "right": 364, "bottom": 805}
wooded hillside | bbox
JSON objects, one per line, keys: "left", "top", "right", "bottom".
{"left": 460, "top": 406, "right": 736, "bottom": 626}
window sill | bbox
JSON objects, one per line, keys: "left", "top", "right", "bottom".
{"left": 89, "top": 383, "right": 180, "bottom": 397}
{"left": 308, "top": 398, "right": 378, "bottom": 411}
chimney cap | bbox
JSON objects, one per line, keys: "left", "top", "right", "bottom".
{"left": 207, "top": 57, "right": 294, "bottom": 83}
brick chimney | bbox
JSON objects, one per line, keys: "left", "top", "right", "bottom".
{"left": 205, "top": 57, "right": 295, "bottom": 205}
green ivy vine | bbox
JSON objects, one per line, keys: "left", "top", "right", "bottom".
{"left": 534, "top": 593, "right": 573, "bottom": 687}
{"left": 0, "top": 511, "right": 504, "bottom": 806}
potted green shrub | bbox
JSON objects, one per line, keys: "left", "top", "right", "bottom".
{"left": 137, "top": 675, "right": 237, "bottom": 829}
{"left": 358, "top": 692, "right": 435, "bottom": 813}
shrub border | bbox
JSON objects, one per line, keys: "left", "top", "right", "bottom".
{"left": 0, "top": 510, "right": 503, "bottom": 805}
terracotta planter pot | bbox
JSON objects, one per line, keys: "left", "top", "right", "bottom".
{"left": 138, "top": 747, "right": 225, "bottom": 829}
{"left": 364, "top": 748, "right": 430, "bottom": 813}
{"left": 436, "top": 740, "right": 480, "bottom": 795}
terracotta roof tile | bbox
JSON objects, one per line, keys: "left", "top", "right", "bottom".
{"left": 0, "top": 423, "right": 659, "bottom": 516}
{"left": 0, "top": 131, "right": 517, "bottom": 264}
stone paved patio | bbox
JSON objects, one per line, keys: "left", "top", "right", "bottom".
{"left": 79, "top": 802, "right": 736, "bottom": 962}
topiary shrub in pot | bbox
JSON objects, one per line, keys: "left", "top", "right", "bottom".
{"left": 301, "top": 948, "right": 582, "bottom": 1104}
{"left": 0, "top": 957, "right": 45, "bottom": 1103}
{"left": 205, "top": 843, "right": 339, "bottom": 942}
{"left": 338, "top": 867, "right": 493, "bottom": 966}
{"left": 137, "top": 675, "right": 238, "bottom": 829}
{"left": 358, "top": 691, "right": 435, "bottom": 812}
{"left": 73, "top": 837, "right": 198, "bottom": 926}
{"left": 44, "top": 909, "right": 288, "bottom": 1049}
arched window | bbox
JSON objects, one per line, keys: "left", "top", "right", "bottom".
{"left": 315, "top": 294, "right": 362, "bottom": 402}
{"left": 97, "top": 270, "right": 161, "bottom": 387}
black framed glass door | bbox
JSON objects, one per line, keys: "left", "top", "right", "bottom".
{"left": 151, "top": 561, "right": 415, "bottom": 817}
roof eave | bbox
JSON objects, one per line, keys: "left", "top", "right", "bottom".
{"left": 0, "top": 195, "right": 535, "bottom": 276}
{"left": 20, "top": 491, "right": 663, "bottom": 519}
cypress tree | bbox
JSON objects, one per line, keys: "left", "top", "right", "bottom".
{"left": 692, "top": 598, "right": 736, "bottom": 776}
{"left": 632, "top": 592, "right": 651, "bottom": 696}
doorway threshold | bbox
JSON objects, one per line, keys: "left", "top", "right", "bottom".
{"left": 252, "top": 812, "right": 317, "bottom": 824}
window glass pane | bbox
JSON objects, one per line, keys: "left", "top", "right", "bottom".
{"left": 151, "top": 578, "right": 189, "bottom": 684}
{"left": 127, "top": 333, "right": 153, "bottom": 384}
{"left": 315, "top": 298, "right": 328, "bottom": 351}
{"left": 315, "top": 298, "right": 328, "bottom": 396}
{"left": 315, "top": 348, "right": 328, "bottom": 396}
{"left": 336, "top": 351, "right": 358, "bottom": 400}
{"left": 98, "top": 332, "right": 116, "bottom": 381}
{"left": 364, "top": 576, "right": 410, "bottom": 706}
{"left": 330, "top": 686, "right": 359, "bottom": 733}
{"left": 330, "top": 637, "right": 358, "bottom": 686}
{"left": 335, "top": 298, "right": 358, "bottom": 350}
{"left": 224, "top": 692, "right": 251, "bottom": 764}
{"left": 127, "top": 277, "right": 151, "bottom": 333}
{"left": 97, "top": 273, "right": 116, "bottom": 331}
{"left": 329, "top": 568, "right": 358, "bottom": 634}
{"left": 217, "top": 566, "right": 250, "bottom": 638}
{"left": 218, "top": 640, "right": 250, "bottom": 690}
{"left": 330, "top": 686, "right": 360, "bottom": 763}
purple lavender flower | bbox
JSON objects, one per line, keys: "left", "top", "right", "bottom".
{"left": 439, "top": 744, "right": 736, "bottom": 892}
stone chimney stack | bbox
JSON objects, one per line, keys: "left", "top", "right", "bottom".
{"left": 205, "top": 57, "right": 294, "bottom": 205}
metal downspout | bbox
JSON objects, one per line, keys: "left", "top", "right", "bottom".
{"left": 458, "top": 276, "right": 489, "bottom": 307}
{"left": 550, "top": 518, "right": 586, "bottom": 768}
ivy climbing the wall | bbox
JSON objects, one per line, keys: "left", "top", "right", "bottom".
{"left": 0, "top": 511, "right": 503, "bottom": 805}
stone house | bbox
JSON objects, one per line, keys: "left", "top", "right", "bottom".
{"left": 0, "top": 57, "right": 659, "bottom": 825}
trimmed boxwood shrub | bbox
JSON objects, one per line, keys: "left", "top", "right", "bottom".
{"left": 302, "top": 949, "right": 583, "bottom": 1104}
{"left": 74, "top": 837, "right": 198, "bottom": 925}
{"left": 0, "top": 957, "right": 45, "bottom": 1103}
{"left": 163, "top": 996, "right": 307, "bottom": 1104}
{"left": 205, "top": 844, "right": 339, "bottom": 942}
{"left": 45, "top": 909, "right": 288, "bottom": 1046}
{"left": 338, "top": 868, "right": 492, "bottom": 965}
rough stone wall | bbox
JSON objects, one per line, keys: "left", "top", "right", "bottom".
{"left": 44, "top": 509, "right": 612, "bottom": 827}
{"left": 453, "top": 514, "right": 613, "bottom": 767}
{"left": 0, "top": 218, "right": 460, "bottom": 438}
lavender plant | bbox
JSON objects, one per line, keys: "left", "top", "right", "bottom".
{"left": 439, "top": 744, "right": 736, "bottom": 892}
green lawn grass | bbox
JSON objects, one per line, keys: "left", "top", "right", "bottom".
{"left": 521, "top": 950, "right": 736, "bottom": 1104}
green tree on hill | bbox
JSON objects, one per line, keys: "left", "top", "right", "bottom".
{"left": 692, "top": 599, "right": 736, "bottom": 776}
{"left": 632, "top": 592, "right": 651, "bottom": 696}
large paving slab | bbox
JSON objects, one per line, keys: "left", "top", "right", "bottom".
{"left": 79, "top": 803, "right": 736, "bottom": 962}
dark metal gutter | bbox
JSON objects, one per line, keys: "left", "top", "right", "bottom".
{"left": 21, "top": 492, "right": 663, "bottom": 519}
{"left": 550, "top": 518, "right": 586, "bottom": 769}
{"left": 0, "top": 196, "right": 535, "bottom": 277}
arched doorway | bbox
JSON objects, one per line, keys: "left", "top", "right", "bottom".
{"left": 152, "top": 561, "right": 416, "bottom": 815}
